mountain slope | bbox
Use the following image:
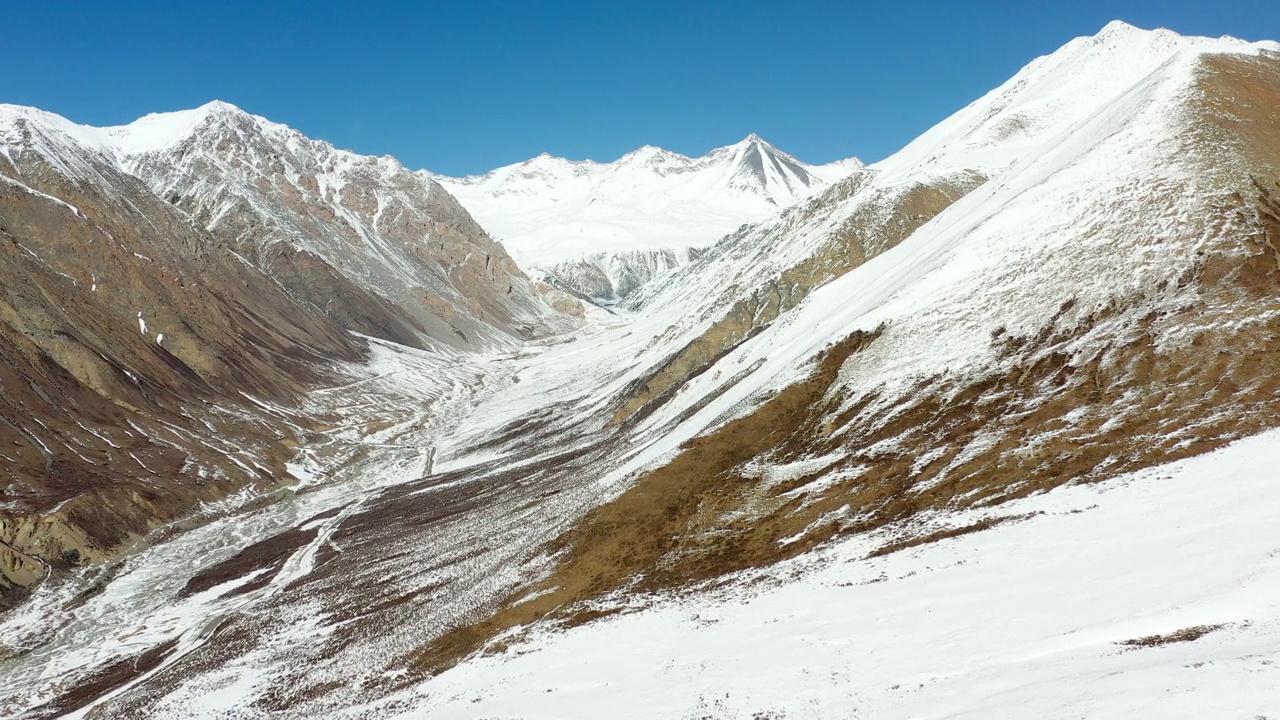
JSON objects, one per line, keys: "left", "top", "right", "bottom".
{"left": 510, "top": 22, "right": 1280, "bottom": 609}
{"left": 112, "top": 102, "right": 581, "bottom": 351}
{"left": 433, "top": 135, "right": 862, "bottom": 302}
{"left": 390, "top": 21, "right": 1280, "bottom": 709}
{"left": 0, "top": 104, "right": 368, "bottom": 600}
{"left": 0, "top": 100, "right": 582, "bottom": 605}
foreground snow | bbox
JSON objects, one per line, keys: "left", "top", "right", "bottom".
{"left": 400, "top": 429, "right": 1280, "bottom": 719}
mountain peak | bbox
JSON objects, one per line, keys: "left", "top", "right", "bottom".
{"left": 192, "top": 99, "right": 253, "bottom": 123}
{"left": 1097, "top": 19, "right": 1142, "bottom": 36}
{"left": 102, "top": 100, "right": 258, "bottom": 155}
{"left": 618, "top": 144, "right": 689, "bottom": 167}
{"left": 520, "top": 151, "right": 568, "bottom": 169}
{"left": 1089, "top": 19, "right": 1187, "bottom": 46}
{"left": 736, "top": 132, "right": 775, "bottom": 150}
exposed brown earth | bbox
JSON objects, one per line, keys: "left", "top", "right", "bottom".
{"left": 179, "top": 526, "right": 318, "bottom": 599}
{"left": 864, "top": 513, "right": 1035, "bottom": 559}
{"left": 1118, "top": 623, "right": 1228, "bottom": 649}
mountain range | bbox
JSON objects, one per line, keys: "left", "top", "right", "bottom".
{"left": 2, "top": 19, "right": 1280, "bottom": 720}
{"left": 432, "top": 136, "right": 861, "bottom": 303}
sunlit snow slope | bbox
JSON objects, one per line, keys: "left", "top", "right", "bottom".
{"left": 413, "top": 429, "right": 1280, "bottom": 719}
{"left": 433, "top": 135, "right": 861, "bottom": 302}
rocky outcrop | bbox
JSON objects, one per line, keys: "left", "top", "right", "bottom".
{"left": 541, "top": 247, "right": 707, "bottom": 304}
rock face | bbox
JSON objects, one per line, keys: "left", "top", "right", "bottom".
{"left": 114, "top": 102, "right": 578, "bottom": 350}
{"left": 433, "top": 134, "right": 862, "bottom": 302}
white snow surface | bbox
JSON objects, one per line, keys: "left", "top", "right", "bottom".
{"left": 431, "top": 135, "right": 862, "bottom": 268}
{"left": 397, "top": 428, "right": 1280, "bottom": 719}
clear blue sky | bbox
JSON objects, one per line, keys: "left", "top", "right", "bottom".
{"left": 6, "top": 1, "right": 1277, "bottom": 175}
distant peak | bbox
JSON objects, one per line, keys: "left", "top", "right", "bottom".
{"left": 735, "top": 133, "right": 771, "bottom": 148}
{"left": 102, "top": 100, "right": 260, "bottom": 155}
{"left": 619, "top": 144, "right": 686, "bottom": 164}
{"left": 197, "top": 99, "right": 248, "bottom": 117}
{"left": 524, "top": 151, "right": 560, "bottom": 165}
{"left": 1091, "top": 19, "right": 1178, "bottom": 43}
{"left": 734, "top": 133, "right": 785, "bottom": 155}
{"left": 1098, "top": 19, "right": 1142, "bottom": 35}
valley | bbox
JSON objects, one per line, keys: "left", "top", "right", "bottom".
{"left": 2, "top": 20, "right": 1280, "bottom": 719}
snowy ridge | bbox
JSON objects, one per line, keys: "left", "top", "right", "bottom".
{"left": 881, "top": 20, "right": 1278, "bottom": 181}
{"left": 100, "top": 101, "right": 268, "bottom": 155}
{"left": 594, "top": 23, "right": 1280, "bottom": 475}
{"left": 430, "top": 133, "right": 862, "bottom": 271}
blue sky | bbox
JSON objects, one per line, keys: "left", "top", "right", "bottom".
{"left": 7, "top": 1, "right": 1276, "bottom": 175}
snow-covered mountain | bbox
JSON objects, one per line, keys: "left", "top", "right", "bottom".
{"left": 432, "top": 135, "right": 862, "bottom": 302}
{"left": 110, "top": 101, "right": 582, "bottom": 350}
{"left": 0, "top": 102, "right": 371, "bottom": 600}
{"left": 0, "top": 101, "right": 581, "bottom": 607}
{"left": 5, "top": 20, "right": 1280, "bottom": 720}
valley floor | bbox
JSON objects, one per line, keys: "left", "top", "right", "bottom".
{"left": 0, "top": 337, "right": 495, "bottom": 717}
